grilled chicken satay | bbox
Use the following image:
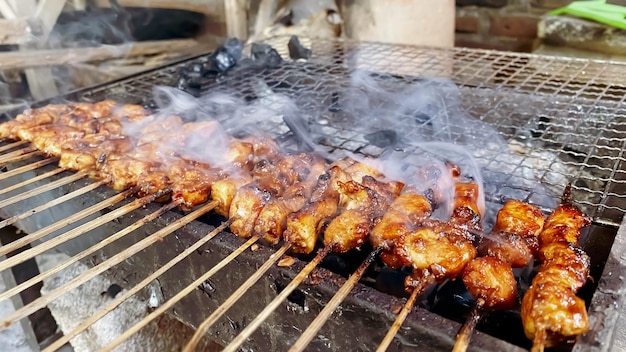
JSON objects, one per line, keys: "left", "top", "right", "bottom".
{"left": 229, "top": 153, "right": 319, "bottom": 238}
{"left": 0, "top": 102, "right": 148, "bottom": 140}
{"left": 478, "top": 200, "right": 545, "bottom": 267}
{"left": 395, "top": 177, "right": 482, "bottom": 291}
{"left": 283, "top": 162, "right": 356, "bottom": 254}
{"left": 370, "top": 190, "right": 432, "bottom": 268}
{"left": 254, "top": 157, "right": 327, "bottom": 245}
{"left": 521, "top": 186, "right": 591, "bottom": 349}
{"left": 209, "top": 136, "right": 280, "bottom": 217}
{"left": 461, "top": 200, "right": 546, "bottom": 312}
{"left": 323, "top": 176, "right": 403, "bottom": 253}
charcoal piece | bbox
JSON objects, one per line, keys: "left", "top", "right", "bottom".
{"left": 288, "top": 35, "right": 311, "bottom": 60}
{"left": 250, "top": 43, "right": 283, "bottom": 68}
{"left": 364, "top": 130, "right": 398, "bottom": 148}
{"left": 204, "top": 37, "right": 244, "bottom": 75}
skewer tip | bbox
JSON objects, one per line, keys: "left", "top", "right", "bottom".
{"left": 530, "top": 328, "right": 547, "bottom": 352}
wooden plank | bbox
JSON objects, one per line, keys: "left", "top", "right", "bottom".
{"left": 34, "top": 0, "right": 67, "bottom": 39}
{"left": 92, "top": 0, "right": 224, "bottom": 16}
{"left": 0, "top": 0, "right": 16, "bottom": 19}
{"left": 12, "top": 0, "right": 62, "bottom": 100}
{"left": 224, "top": 0, "right": 248, "bottom": 39}
{"left": 7, "top": 0, "right": 36, "bottom": 16}
{"left": 0, "top": 17, "right": 41, "bottom": 45}
{"left": 250, "top": 0, "right": 280, "bottom": 41}
{"left": 0, "top": 39, "right": 199, "bottom": 70}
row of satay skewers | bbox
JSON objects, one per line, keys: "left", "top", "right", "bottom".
{"left": 0, "top": 101, "right": 591, "bottom": 351}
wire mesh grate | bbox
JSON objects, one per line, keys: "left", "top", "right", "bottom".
{"left": 70, "top": 38, "right": 626, "bottom": 227}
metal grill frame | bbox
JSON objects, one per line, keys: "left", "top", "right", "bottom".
{"left": 0, "top": 38, "right": 625, "bottom": 351}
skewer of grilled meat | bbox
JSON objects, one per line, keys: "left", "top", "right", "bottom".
{"left": 453, "top": 200, "right": 546, "bottom": 352}
{"left": 323, "top": 175, "right": 403, "bottom": 252}
{"left": 395, "top": 175, "right": 482, "bottom": 291}
{"left": 368, "top": 161, "right": 463, "bottom": 269}
{"left": 228, "top": 153, "right": 318, "bottom": 238}
{"left": 521, "top": 185, "right": 591, "bottom": 351}
{"left": 282, "top": 164, "right": 350, "bottom": 254}
{"left": 464, "top": 200, "right": 546, "bottom": 309}
{"left": 377, "top": 175, "right": 483, "bottom": 352}
{"left": 281, "top": 157, "right": 393, "bottom": 254}
{"left": 254, "top": 157, "right": 327, "bottom": 245}
{"left": 369, "top": 189, "right": 433, "bottom": 268}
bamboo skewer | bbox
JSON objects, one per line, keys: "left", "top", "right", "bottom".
{"left": 183, "top": 242, "right": 291, "bottom": 352}
{"left": 0, "top": 187, "right": 160, "bottom": 270}
{"left": 0, "top": 157, "right": 57, "bottom": 181}
{"left": 289, "top": 246, "right": 383, "bottom": 352}
{"left": 376, "top": 275, "right": 434, "bottom": 352}
{"left": 0, "top": 200, "right": 218, "bottom": 331}
{"left": 0, "top": 200, "right": 179, "bottom": 305}
{"left": 0, "top": 140, "right": 28, "bottom": 153}
{"left": 0, "top": 167, "right": 64, "bottom": 196}
{"left": 531, "top": 329, "right": 547, "bottom": 352}
{"left": 42, "top": 209, "right": 228, "bottom": 352}
{"left": 0, "top": 171, "right": 85, "bottom": 209}
{"left": 0, "top": 146, "right": 34, "bottom": 163}
{"left": 0, "top": 150, "right": 44, "bottom": 166}
{"left": 0, "top": 186, "right": 135, "bottom": 260}
{"left": 222, "top": 244, "right": 334, "bottom": 352}
{"left": 0, "top": 180, "right": 106, "bottom": 230}
{"left": 452, "top": 297, "right": 486, "bottom": 352}
{"left": 102, "top": 220, "right": 256, "bottom": 352}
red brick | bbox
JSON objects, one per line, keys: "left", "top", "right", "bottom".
{"left": 455, "top": 35, "right": 537, "bottom": 52}
{"left": 531, "top": 0, "right": 573, "bottom": 8}
{"left": 490, "top": 15, "right": 539, "bottom": 38}
{"left": 456, "top": 16, "right": 481, "bottom": 33}
{"left": 457, "top": 0, "right": 508, "bottom": 8}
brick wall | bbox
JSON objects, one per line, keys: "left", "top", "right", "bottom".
{"left": 455, "top": 0, "right": 572, "bottom": 52}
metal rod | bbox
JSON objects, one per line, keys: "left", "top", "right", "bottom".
{"left": 0, "top": 140, "right": 28, "bottom": 153}
{"left": 0, "top": 167, "right": 64, "bottom": 196}
{"left": 0, "top": 157, "right": 57, "bottom": 181}
{"left": 452, "top": 297, "right": 485, "bottom": 352}
{"left": 0, "top": 180, "right": 106, "bottom": 231}
{"left": 0, "top": 186, "right": 135, "bottom": 260}
{"left": 0, "top": 171, "right": 85, "bottom": 209}
{"left": 376, "top": 277, "right": 432, "bottom": 352}
{"left": 102, "top": 222, "right": 254, "bottom": 352}
{"left": 183, "top": 242, "right": 291, "bottom": 352}
{"left": 289, "top": 246, "right": 382, "bottom": 352}
{"left": 222, "top": 244, "right": 333, "bottom": 352}
{"left": 0, "top": 200, "right": 218, "bottom": 331}
{"left": 0, "top": 200, "right": 179, "bottom": 306}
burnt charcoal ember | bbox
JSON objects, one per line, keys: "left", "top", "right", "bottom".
{"left": 288, "top": 35, "right": 311, "bottom": 60}
{"left": 205, "top": 37, "right": 244, "bottom": 74}
{"left": 101, "top": 283, "right": 123, "bottom": 298}
{"left": 364, "top": 129, "right": 398, "bottom": 148}
{"left": 250, "top": 43, "right": 283, "bottom": 68}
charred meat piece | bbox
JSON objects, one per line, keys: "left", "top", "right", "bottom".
{"left": 399, "top": 220, "right": 477, "bottom": 285}
{"left": 521, "top": 186, "right": 591, "bottom": 347}
{"left": 370, "top": 190, "right": 432, "bottom": 268}
{"left": 324, "top": 176, "right": 402, "bottom": 253}
{"left": 462, "top": 257, "right": 517, "bottom": 310}
{"left": 477, "top": 200, "right": 546, "bottom": 268}
{"left": 254, "top": 158, "right": 327, "bottom": 245}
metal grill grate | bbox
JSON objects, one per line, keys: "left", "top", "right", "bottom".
{"left": 65, "top": 38, "right": 626, "bottom": 228}
{"left": 1, "top": 38, "right": 625, "bottom": 352}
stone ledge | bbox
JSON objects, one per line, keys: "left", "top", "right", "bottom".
{"left": 539, "top": 15, "right": 626, "bottom": 56}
